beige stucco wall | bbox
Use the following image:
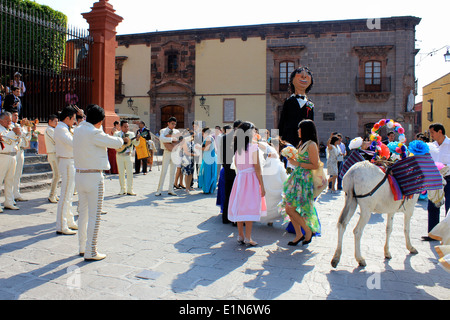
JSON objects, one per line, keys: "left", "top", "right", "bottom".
{"left": 115, "top": 44, "right": 152, "bottom": 124}
{"left": 422, "top": 72, "right": 450, "bottom": 132}
{"left": 195, "top": 37, "right": 267, "bottom": 129}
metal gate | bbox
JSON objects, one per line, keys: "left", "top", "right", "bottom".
{"left": 0, "top": 0, "right": 92, "bottom": 121}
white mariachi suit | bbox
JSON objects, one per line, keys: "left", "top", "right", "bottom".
{"left": 54, "top": 122, "right": 77, "bottom": 232}
{"left": 13, "top": 125, "right": 30, "bottom": 200}
{"left": 114, "top": 130, "right": 139, "bottom": 194}
{"left": 0, "top": 124, "right": 19, "bottom": 210}
{"left": 156, "top": 127, "right": 180, "bottom": 194}
{"left": 44, "top": 125, "right": 59, "bottom": 202}
{"left": 74, "top": 122, "right": 123, "bottom": 259}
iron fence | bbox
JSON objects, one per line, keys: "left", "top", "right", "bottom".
{"left": 0, "top": 0, "right": 92, "bottom": 121}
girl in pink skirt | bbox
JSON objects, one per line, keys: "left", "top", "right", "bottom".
{"left": 228, "top": 121, "right": 266, "bottom": 246}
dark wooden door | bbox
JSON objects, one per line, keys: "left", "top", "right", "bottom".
{"left": 161, "top": 105, "right": 185, "bottom": 130}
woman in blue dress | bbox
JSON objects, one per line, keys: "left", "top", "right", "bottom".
{"left": 197, "top": 127, "right": 217, "bottom": 194}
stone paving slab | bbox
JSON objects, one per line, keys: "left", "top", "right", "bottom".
{"left": 0, "top": 167, "right": 449, "bottom": 300}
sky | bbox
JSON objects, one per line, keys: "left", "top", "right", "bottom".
{"left": 33, "top": 0, "right": 450, "bottom": 103}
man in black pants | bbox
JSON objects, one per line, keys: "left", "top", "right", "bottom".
{"left": 222, "top": 120, "right": 242, "bottom": 224}
{"left": 135, "top": 121, "right": 151, "bottom": 174}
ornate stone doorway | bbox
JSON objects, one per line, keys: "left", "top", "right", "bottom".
{"left": 161, "top": 105, "right": 185, "bottom": 130}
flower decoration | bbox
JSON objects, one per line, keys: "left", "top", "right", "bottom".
{"left": 305, "top": 101, "right": 314, "bottom": 118}
{"left": 281, "top": 146, "right": 298, "bottom": 160}
{"left": 435, "top": 162, "right": 445, "bottom": 171}
{"left": 349, "top": 137, "right": 363, "bottom": 150}
{"left": 378, "top": 143, "right": 391, "bottom": 159}
{"left": 408, "top": 140, "right": 429, "bottom": 156}
{"left": 253, "top": 133, "right": 262, "bottom": 142}
{"left": 370, "top": 119, "right": 408, "bottom": 160}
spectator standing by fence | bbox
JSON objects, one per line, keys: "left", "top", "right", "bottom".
{"left": 13, "top": 73, "right": 25, "bottom": 117}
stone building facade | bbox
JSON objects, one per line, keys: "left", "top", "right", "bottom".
{"left": 115, "top": 16, "right": 421, "bottom": 143}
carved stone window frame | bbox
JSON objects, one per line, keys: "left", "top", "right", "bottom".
{"left": 353, "top": 45, "right": 394, "bottom": 102}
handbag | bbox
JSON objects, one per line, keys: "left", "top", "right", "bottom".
{"left": 311, "top": 161, "right": 327, "bottom": 198}
{"left": 300, "top": 141, "right": 327, "bottom": 198}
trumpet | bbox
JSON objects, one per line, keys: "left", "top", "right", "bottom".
{"left": 20, "top": 118, "right": 39, "bottom": 127}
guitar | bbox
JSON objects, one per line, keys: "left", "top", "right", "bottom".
{"left": 164, "top": 141, "right": 179, "bottom": 152}
{"left": 116, "top": 133, "right": 138, "bottom": 153}
{"left": 163, "top": 129, "right": 182, "bottom": 151}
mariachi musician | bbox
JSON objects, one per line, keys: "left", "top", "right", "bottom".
{"left": 155, "top": 116, "right": 180, "bottom": 196}
{"left": 0, "top": 111, "right": 22, "bottom": 212}
{"left": 54, "top": 106, "right": 80, "bottom": 235}
{"left": 114, "top": 120, "right": 140, "bottom": 195}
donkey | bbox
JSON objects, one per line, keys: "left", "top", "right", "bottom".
{"left": 331, "top": 161, "right": 422, "bottom": 268}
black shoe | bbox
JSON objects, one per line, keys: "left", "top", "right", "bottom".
{"left": 302, "top": 236, "right": 313, "bottom": 246}
{"left": 421, "top": 236, "right": 438, "bottom": 242}
{"left": 288, "top": 236, "right": 305, "bottom": 246}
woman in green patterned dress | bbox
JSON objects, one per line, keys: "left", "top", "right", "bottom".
{"left": 280, "top": 119, "right": 321, "bottom": 246}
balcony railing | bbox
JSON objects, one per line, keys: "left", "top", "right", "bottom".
{"left": 355, "top": 77, "right": 391, "bottom": 93}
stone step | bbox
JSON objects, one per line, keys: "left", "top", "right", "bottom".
{"left": 23, "top": 155, "right": 48, "bottom": 166}
{"left": 20, "top": 172, "right": 54, "bottom": 183}
{"left": 19, "top": 179, "right": 53, "bottom": 194}
{"left": 22, "top": 162, "right": 52, "bottom": 174}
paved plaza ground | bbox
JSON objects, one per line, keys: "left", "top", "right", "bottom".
{"left": 0, "top": 164, "right": 449, "bottom": 301}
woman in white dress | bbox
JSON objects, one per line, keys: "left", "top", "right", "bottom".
{"left": 258, "top": 141, "right": 288, "bottom": 225}
{"left": 326, "top": 135, "right": 340, "bottom": 192}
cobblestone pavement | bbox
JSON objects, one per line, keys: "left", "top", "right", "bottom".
{"left": 0, "top": 166, "right": 449, "bottom": 300}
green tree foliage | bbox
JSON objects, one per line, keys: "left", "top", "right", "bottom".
{"left": 1, "top": 0, "right": 68, "bottom": 73}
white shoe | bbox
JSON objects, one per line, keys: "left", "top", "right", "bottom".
{"left": 15, "top": 197, "right": 27, "bottom": 202}
{"left": 48, "top": 197, "right": 58, "bottom": 203}
{"left": 4, "top": 205, "right": 19, "bottom": 210}
{"left": 56, "top": 229, "right": 76, "bottom": 235}
{"left": 0, "top": 207, "right": 3, "bottom": 213}
{"left": 84, "top": 253, "right": 106, "bottom": 261}
{"left": 155, "top": 192, "right": 161, "bottom": 196}
{"left": 68, "top": 224, "right": 78, "bottom": 230}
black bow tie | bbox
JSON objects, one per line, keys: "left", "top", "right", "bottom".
{"left": 295, "top": 95, "right": 306, "bottom": 100}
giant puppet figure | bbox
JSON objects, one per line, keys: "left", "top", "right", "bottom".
{"left": 278, "top": 67, "right": 315, "bottom": 147}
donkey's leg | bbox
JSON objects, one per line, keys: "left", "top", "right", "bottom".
{"left": 404, "top": 208, "right": 418, "bottom": 255}
{"left": 331, "top": 193, "right": 358, "bottom": 268}
{"left": 384, "top": 213, "right": 394, "bottom": 260}
{"left": 353, "top": 207, "right": 372, "bottom": 267}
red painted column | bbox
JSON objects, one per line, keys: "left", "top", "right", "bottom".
{"left": 82, "top": 0, "right": 123, "bottom": 132}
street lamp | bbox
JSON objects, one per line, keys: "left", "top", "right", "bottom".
{"left": 199, "top": 95, "right": 210, "bottom": 116}
{"left": 127, "top": 97, "right": 134, "bottom": 108}
{"left": 444, "top": 48, "right": 450, "bottom": 62}
{"left": 127, "top": 97, "right": 137, "bottom": 115}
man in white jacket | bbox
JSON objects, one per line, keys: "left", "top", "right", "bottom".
{"left": 44, "top": 114, "right": 59, "bottom": 203}
{"left": 0, "top": 112, "right": 21, "bottom": 212}
{"left": 11, "top": 112, "right": 30, "bottom": 202}
{"left": 114, "top": 120, "right": 140, "bottom": 195}
{"left": 155, "top": 117, "right": 180, "bottom": 196}
{"left": 74, "top": 105, "right": 123, "bottom": 261}
{"left": 54, "top": 106, "right": 79, "bottom": 235}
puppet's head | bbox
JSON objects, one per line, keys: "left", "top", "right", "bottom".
{"left": 289, "top": 66, "right": 314, "bottom": 94}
